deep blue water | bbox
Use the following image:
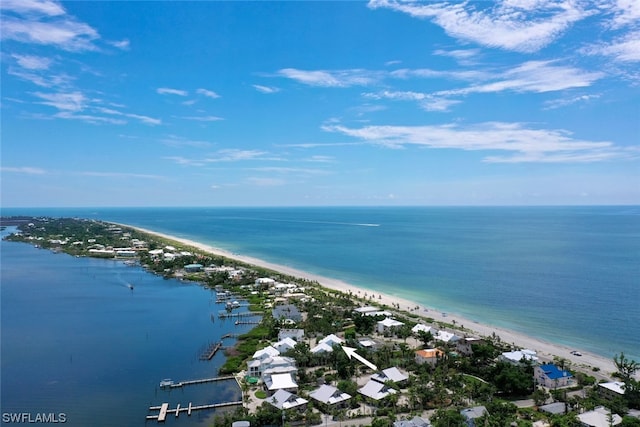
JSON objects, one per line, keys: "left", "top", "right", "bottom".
{"left": 1, "top": 228, "right": 254, "bottom": 426}
{"left": 2, "top": 206, "right": 639, "bottom": 366}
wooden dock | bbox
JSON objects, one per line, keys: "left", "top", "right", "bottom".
{"left": 162, "top": 375, "right": 236, "bottom": 389}
{"left": 147, "top": 400, "right": 242, "bottom": 422}
{"left": 217, "top": 311, "right": 261, "bottom": 319}
{"left": 235, "top": 320, "right": 260, "bottom": 325}
{"left": 199, "top": 341, "right": 222, "bottom": 360}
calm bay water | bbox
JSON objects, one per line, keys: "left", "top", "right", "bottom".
{"left": 1, "top": 228, "right": 252, "bottom": 426}
{"left": 2, "top": 206, "right": 639, "bottom": 422}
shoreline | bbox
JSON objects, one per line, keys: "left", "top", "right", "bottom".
{"left": 120, "top": 222, "right": 619, "bottom": 380}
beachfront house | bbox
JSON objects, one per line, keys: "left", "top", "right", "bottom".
{"left": 460, "top": 406, "right": 488, "bottom": 427}
{"left": 598, "top": 381, "right": 626, "bottom": 400}
{"left": 393, "top": 416, "right": 432, "bottom": 427}
{"left": 577, "top": 406, "right": 622, "bottom": 427}
{"left": 265, "top": 389, "right": 308, "bottom": 411}
{"left": 433, "top": 330, "right": 460, "bottom": 344}
{"left": 534, "top": 364, "right": 574, "bottom": 388}
{"left": 377, "top": 317, "right": 405, "bottom": 335}
{"left": 309, "top": 384, "right": 351, "bottom": 411}
{"left": 456, "top": 337, "right": 484, "bottom": 356}
{"left": 411, "top": 324, "right": 433, "bottom": 336}
{"left": 500, "top": 349, "right": 539, "bottom": 365}
{"left": 415, "top": 348, "right": 444, "bottom": 366}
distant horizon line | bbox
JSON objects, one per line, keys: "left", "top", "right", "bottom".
{"left": 1, "top": 204, "right": 639, "bottom": 210}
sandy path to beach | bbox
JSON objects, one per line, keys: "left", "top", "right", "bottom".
{"left": 124, "top": 224, "right": 619, "bottom": 380}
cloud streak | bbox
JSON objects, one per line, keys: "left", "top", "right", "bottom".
{"left": 323, "top": 122, "right": 632, "bottom": 163}
{"left": 368, "top": 0, "right": 592, "bottom": 53}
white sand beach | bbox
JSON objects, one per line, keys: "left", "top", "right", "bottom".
{"left": 125, "top": 223, "right": 619, "bottom": 380}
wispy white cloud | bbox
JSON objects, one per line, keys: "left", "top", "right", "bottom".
{"left": 438, "top": 60, "right": 604, "bottom": 96}
{"left": 8, "top": 67, "right": 73, "bottom": 88}
{"left": 94, "top": 107, "right": 161, "bottom": 125}
{"left": 1, "top": 0, "right": 65, "bottom": 17}
{"left": 607, "top": 0, "right": 640, "bottom": 29}
{"left": 54, "top": 111, "right": 126, "bottom": 125}
{"left": 323, "top": 121, "right": 632, "bottom": 163}
{"left": 368, "top": 0, "right": 592, "bottom": 53}
{"left": 205, "top": 149, "right": 270, "bottom": 163}
{"left": 1, "top": 166, "right": 47, "bottom": 174}
{"left": 582, "top": 30, "right": 640, "bottom": 62}
{"left": 363, "top": 90, "right": 460, "bottom": 112}
{"left": 253, "top": 84, "right": 280, "bottom": 94}
{"left": 161, "top": 135, "right": 212, "bottom": 148}
{"left": 304, "top": 155, "right": 335, "bottom": 163}
{"left": 157, "top": 87, "right": 188, "bottom": 96}
{"left": 196, "top": 88, "right": 220, "bottom": 98}
{"left": 32, "top": 90, "right": 87, "bottom": 111}
{"left": 247, "top": 167, "right": 330, "bottom": 176}
{"left": 12, "top": 54, "right": 53, "bottom": 70}
{"left": 181, "top": 115, "right": 224, "bottom": 122}
{"left": 277, "top": 68, "right": 384, "bottom": 87}
{"left": 109, "top": 39, "right": 130, "bottom": 50}
{"left": 543, "top": 94, "right": 601, "bottom": 110}
{"left": 164, "top": 149, "right": 280, "bottom": 167}
{"left": 76, "top": 171, "right": 164, "bottom": 179}
{"left": 433, "top": 48, "right": 482, "bottom": 66}
{"left": 247, "top": 177, "right": 286, "bottom": 187}
{"left": 163, "top": 156, "right": 206, "bottom": 167}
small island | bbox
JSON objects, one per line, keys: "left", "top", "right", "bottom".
{"left": 3, "top": 216, "right": 639, "bottom": 427}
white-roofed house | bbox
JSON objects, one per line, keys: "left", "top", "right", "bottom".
{"left": 272, "top": 337, "right": 297, "bottom": 354}
{"left": 252, "top": 345, "right": 280, "bottom": 360}
{"left": 500, "top": 349, "right": 539, "bottom": 365}
{"left": 598, "top": 381, "right": 626, "bottom": 401}
{"left": 311, "top": 334, "right": 343, "bottom": 354}
{"left": 278, "top": 328, "right": 305, "bottom": 342}
{"left": 309, "top": 384, "right": 351, "bottom": 411}
{"left": 261, "top": 356, "right": 298, "bottom": 379}
{"left": 371, "top": 367, "right": 409, "bottom": 385}
{"left": 577, "top": 406, "right": 622, "bottom": 427}
{"left": 377, "top": 317, "right": 404, "bottom": 335}
{"left": 358, "top": 379, "right": 397, "bottom": 401}
{"left": 263, "top": 372, "right": 298, "bottom": 395}
{"left": 265, "top": 389, "right": 308, "bottom": 411}
{"left": 411, "top": 324, "right": 433, "bottom": 335}
{"left": 433, "top": 330, "right": 460, "bottom": 344}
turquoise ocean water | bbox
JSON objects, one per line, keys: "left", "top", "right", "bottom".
{"left": 2, "top": 206, "right": 639, "bottom": 425}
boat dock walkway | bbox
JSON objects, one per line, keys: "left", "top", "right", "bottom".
{"left": 199, "top": 342, "right": 222, "bottom": 360}
{"left": 147, "top": 400, "right": 243, "bottom": 422}
{"left": 161, "top": 375, "right": 235, "bottom": 389}
{"left": 217, "top": 311, "right": 261, "bottom": 319}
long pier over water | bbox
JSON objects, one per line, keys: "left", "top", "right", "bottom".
{"left": 147, "top": 400, "right": 243, "bottom": 423}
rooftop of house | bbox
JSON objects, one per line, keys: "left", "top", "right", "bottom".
{"left": 372, "top": 367, "right": 409, "bottom": 383}
{"left": 310, "top": 384, "right": 351, "bottom": 405}
{"left": 538, "top": 363, "right": 573, "bottom": 380}
{"left": 358, "top": 379, "right": 397, "bottom": 400}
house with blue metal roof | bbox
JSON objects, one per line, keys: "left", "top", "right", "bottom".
{"left": 534, "top": 363, "right": 574, "bottom": 388}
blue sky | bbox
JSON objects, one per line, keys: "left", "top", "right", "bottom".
{"left": 1, "top": 0, "right": 639, "bottom": 207}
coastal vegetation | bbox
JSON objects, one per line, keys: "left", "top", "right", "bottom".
{"left": 2, "top": 216, "right": 639, "bottom": 427}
